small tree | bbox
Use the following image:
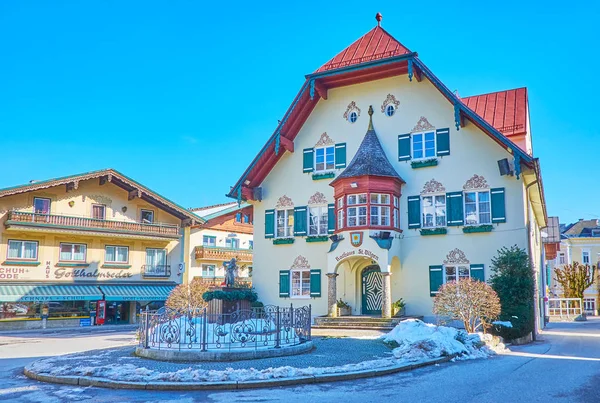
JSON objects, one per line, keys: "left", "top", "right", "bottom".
{"left": 489, "top": 245, "right": 535, "bottom": 340}
{"left": 166, "top": 278, "right": 210, "bottom": 312}
{"left": 554, "top": 261, "right": 596, "bottom": 300}
{"left": 433, "top": 278, "right": 501, "bottom": 333}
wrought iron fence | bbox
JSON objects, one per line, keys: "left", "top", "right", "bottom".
{"left": 138, "top": 304, "right": 311, "bottom": 352}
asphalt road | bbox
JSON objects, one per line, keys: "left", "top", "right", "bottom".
{"left": 1, "top": 320, "right": 599, "bottom": 402}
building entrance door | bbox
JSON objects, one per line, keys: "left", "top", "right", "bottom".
{"left": 361, "top": 265, "right": 382, "bottom": 315}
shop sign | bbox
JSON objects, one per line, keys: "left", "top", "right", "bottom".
{"left": 79, "top": 318, "right": 92, "bottom": 327}
{"left": 334, "top": 249, "right": 380, "bottom": 263}
{"left": 0, "top": 265, "right": 133, "bottom": 281}
{"left": 0, "top": 267, "right": 28, "bottom": 280}
{"left": 54, "top": 268, "right": 133, "bottom": 280}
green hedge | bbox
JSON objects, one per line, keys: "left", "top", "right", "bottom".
{"left": 202, "top": 289, "right": 258, "bottom": 303}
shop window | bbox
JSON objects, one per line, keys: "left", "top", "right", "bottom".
{"left": 105, "top": 245, "right": 129, "bottom": 264}
{"left": 60, "top": 243, "right": 87, "bottom": 262}
{"left": 7, "top": 240, "right": 38, "bottom": 260}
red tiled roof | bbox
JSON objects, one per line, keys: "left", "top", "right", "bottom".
{"left": 316, "top": 26, "right": 411, "bottom": 73}
{"left": 462, "top": 88, "right": 528, "bottom": 137}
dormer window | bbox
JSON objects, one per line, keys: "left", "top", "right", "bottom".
{"left": 315, "top": 146, "right": 335, "bottom": 172}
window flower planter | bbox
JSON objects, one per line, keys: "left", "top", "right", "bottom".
{"left": 463, "top": 225, "right": 494, "bottom": 233}
{"left": 411, "top": 158, "right": 438, "bottom": 169}
{"left": 420, "top": 228, "right": 447, "bottom": 236}
{"left": 273, "top": 238, "right": 295, "bottom": 245}
{"left": 312, "top": 172, "right": 335, "bottom": 181}
{"left": 306, "top": 236, "right": 329, "bottom": 243}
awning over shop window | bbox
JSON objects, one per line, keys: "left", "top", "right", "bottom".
{"left": 0, "top": 285, "right": 103, "bottom": 302}
{"left": 98, "top": 285, "right": 175, "bottom": 301}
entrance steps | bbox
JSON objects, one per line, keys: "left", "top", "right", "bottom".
{"left": 313, "top": 315, "right": 423, "bottom": 330}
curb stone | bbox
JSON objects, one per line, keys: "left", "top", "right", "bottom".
{"left": 24, "top": 355, "right": 456, "bottom": 391}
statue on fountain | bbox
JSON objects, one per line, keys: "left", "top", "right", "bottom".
{"left": 223, "top": 257, "right": 238, "bottom": 288}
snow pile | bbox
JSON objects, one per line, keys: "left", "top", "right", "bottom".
{"left": 381, "top": 319, "right": 503, "bottom": 361}
{"left": 492, "top": 320, "right": 513, "bottom": 328}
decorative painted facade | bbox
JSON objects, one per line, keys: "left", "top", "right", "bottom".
{"left": 188, "top": 202, "right": 253, "bottom": 286}
{"left": 0, "top": 169, "right": 200, "bottom": 329}
{"left": 226, "top": 16, "right": 548, "bottom": 324}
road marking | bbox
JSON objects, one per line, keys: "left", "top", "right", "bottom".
{"left": 0, "top": 385, "right": 39, "bottom": 395}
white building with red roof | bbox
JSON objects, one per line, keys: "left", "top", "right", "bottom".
{"left": 227, "top": 15, "right": 551, "bottom": 326}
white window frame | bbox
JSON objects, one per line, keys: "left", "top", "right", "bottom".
{"left": 290, "top": 269, "right": 311, "bottom": 298}
{"left": 421, "top": 194, "right": 447, "bottom": 228}
{"left": 347, "top": 193, "right": 367, "bottom": 227}
{"left": 59, "top": 243, "right": 87, "bottom": 262}
{"left": 105, "top": 245, "right": 129, "bottom": 264}
{"left": 558, "top": 252, "right": 566, "bottom": 265}
{"left": 275, "top": 208, "right": 294, "bottom": 238}
{"left": 314, "top": 146, "right": 335, "bottom": 172}
{"left": 226, "top": 238, "right": 240, "bottom": 249}
{"left": 33, "top": 197, "right": 51, "bottom": 214}
{"left": 337, "top": 209, "right": 344, "bottom": 230}
{"left": 203, "top": 235, "right": 216, "bottom": 247}
{"left": 92, "top": 204, "right": 106, "bottom": 220}
{"left": 202, "top": 264, "right": 216, "bottom": 277}
{"left": 444, "top": 265, "right": 470, "bottom": 283}
{"left": 308, "top": 205, "right": 328, "bottom": 236}
{"left": 411, "top": 131, "right": 436, "bottom": 160}
{"left": 7, "top": 240, "right": 38, "bottom": 260}
{"left": 464, "top": 190, "right": 491, "bottom": 225}
{"left": 582, "top": 249, "right": 591, "bottom": 265}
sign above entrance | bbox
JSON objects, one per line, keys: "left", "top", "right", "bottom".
{"left": 350, "top": 232, "right": 363, "bottom": 247}
{"left": 334, "top": 248, "right": 380, "bottom": 263}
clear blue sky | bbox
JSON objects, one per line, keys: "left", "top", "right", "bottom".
{"left": 0, "top": 1, "right": 597, "bottom": 224}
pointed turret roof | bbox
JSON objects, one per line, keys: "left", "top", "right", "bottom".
{"left": 334, "top": 106, "right": 404, "bottom": 183}
{"left": 316, "top": 24, "right": 411, "bottom": 73}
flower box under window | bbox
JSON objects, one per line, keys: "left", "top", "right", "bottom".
{"left": 312, "top": 172, "right": 335, "bottom": 181}
{"left": 411, "top": 158, "right": 438, "bottom": 169}
{"left": 463, "top": 225, "right": 494, "bottom": 234}
{"left": 273, "top": 238, "right": 295, "bottom": 245}
{"left": 420, "top": 228, "right": 447, "bottom": 236}
{"left": 306, "top": 236, "right": 329, "bottom": 243}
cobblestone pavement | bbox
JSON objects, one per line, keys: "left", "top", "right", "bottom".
{"left": 36, "top": 335, "right": 393, "bottom": 373}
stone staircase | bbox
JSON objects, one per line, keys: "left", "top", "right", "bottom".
{"left": 313, "top": 315, "right": 423, "bottom": 330}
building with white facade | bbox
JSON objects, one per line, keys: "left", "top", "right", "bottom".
{"left": 226, "top": 15, "right": 548, "bottom": 323}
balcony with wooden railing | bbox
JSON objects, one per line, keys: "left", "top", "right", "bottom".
{"left": 5, "top": 211, "right": 180, "bottom": 239}
{"left": 194, "top": 246, "right": 253, "bottom": 262}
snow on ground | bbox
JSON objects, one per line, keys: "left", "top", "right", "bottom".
{"left": 493, "top": 321, "right": 513, "bottom": 328}
{"left": 381, "top": 319, "right": 508, "bottom": 362}
{"left": 27, "top": 319, "right": 507, "bottom": 383}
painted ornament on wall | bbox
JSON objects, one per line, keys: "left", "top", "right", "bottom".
{"left": 314, "top": 132, "right": 335, "bottom": 148}
{"left": 275, "top": 195, "right": 294, "bottom": 209}
{"left": 411, "top": 116, "right": 435, "bottom": 132}
{"left": 463, "top": 174, "right": 489, "bottom": 190}
{"left": 307, "top": 191, "right": 328, "bottom": 205}
{"left": 343, "top": 101, "right": 361, "bottom": 123}
{"left": 291, "top": 255, "right": 311, "bottom": 270}
{"left": 350, "top": 231, "right": 363, "bottom": 248}
{"left": 421, "top": 179, "right": 446, "bottom": 194}
{"left": 381, "top": 94, "right": 400, "bottom": 116}
{"left": 443, "top": 248, "right": 470, "bottom": 264}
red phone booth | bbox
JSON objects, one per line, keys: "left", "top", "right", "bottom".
{"left": 96, "top": 300, "right": 106, "bottom": 325}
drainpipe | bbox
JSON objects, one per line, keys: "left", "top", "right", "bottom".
{"left": 525, "top": 179, "right": 540, "bottom": 341}
{"left": 179, "top": 226, "right": 186, "bottom": 284}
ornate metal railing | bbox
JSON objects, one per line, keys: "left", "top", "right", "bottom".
{"left": 6, "top": 211, "right": 180, "bottom": 238}
{"left": 141, "top": 265, "right": 171, "bottom": 278}
{"left": 194, "top": 246, "right": 253, "bottom": 262}
{"left": 138, "top": 304, "right": 311, "bottom": 351}
{"left": 197, "top": 277, "right": 252, "bottom": 288}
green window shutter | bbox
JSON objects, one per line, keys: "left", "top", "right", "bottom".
{"left": 279, "top": 270, "right": 290, "bottom": 297}
{"left": 436, "top": 128, "right": 450, "bottom": 157}
{"left": 328, "top": 203, "right": 335, "bottom": 234}
{"left": 265, "top": 209, "right": 275, "bottom": 238}
{"left": 446, "top": 192, "right": 464, "bottom": 226}
{"left": 335, "top": 143, "right": 347, "bottom": 168}
{"left": 491, "top": 187, "right": 506, "bottom": 223}
{"left": 398, "top": 134, "right": 411, "bottom": 161}
{"left": 429, "top": 265, "right": 444, "bottom": 297}
{"left": 407, "top": 196, "right": 421, "bottom": 229}
{"left": 303, "top": 148, "right": 314, "bottom": 173}
{"left": 310, "top": 269, "right": 321, "bottom": 297}
{"left": 293, "top": 206, "right": 307, "bottom": 236}
{"left": 470, "top": 264, "right": 485, "bottom": 282}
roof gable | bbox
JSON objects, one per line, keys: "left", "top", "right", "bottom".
{"left": 462, "top": 88, "right": 528, "bottom": 138}
{"left": 316, "top": 25, "right": 411, "bottom": 73}
{"left": 0, "top": 169, "right": 203, "bottom": 224}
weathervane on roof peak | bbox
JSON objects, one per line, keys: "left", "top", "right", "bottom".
{"left": 376, "top": 12, "right": 382, "bottom": 27}
{"left": 368, "top": 105, "right": 374, "bottom": 130}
